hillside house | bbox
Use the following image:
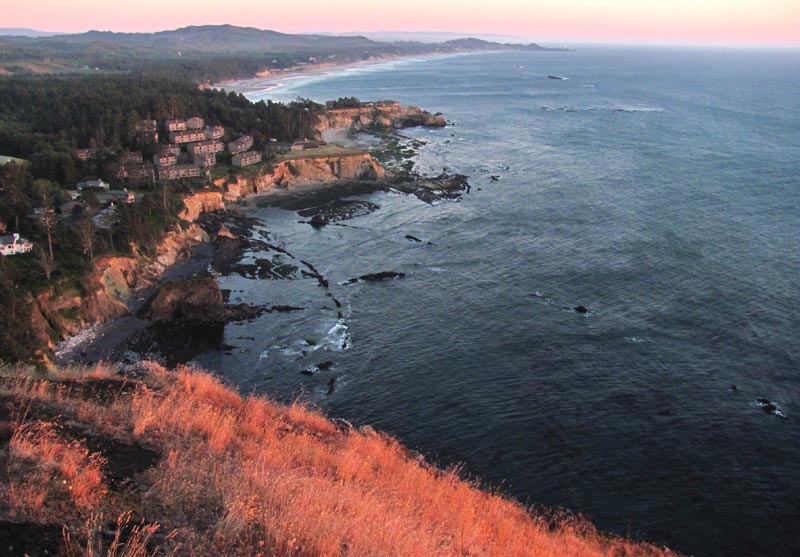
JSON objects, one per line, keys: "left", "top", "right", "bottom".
{"left": 135, "top": 120, "right": 159, "bottom": 142}
{"left": 120, "top": 151, "right": 143, "bottom": 163}
{"left": 232, "top": 151, "right": 262, "bottom": 167}
{"left": 193, "top": 152, "right": 217, "bottom": 167}
{"left": 186, "top": 117, "right": 205, "bottom": 129}
{"left": 115, "top": 163, "right": 153, "bottom": 181}
{"left": 157, "top": 164, "right": 201, "bottom": 180}
{"left": 162, "top": 144, "right": 181, "bottom": 157}
{"left": 166, "top": 119, "right": 187, "bottom": 132}
{"left": 96, "top": 190, "right": 135, "bottom": 204}
{"left": 291, "top": 140, "right": 327, "bottom": 151}
{"left": 188, "top": 140, "right": 224, "bottom": 155}
{"left": 204, "top": 125, "right": 225, "bottom": 140}
{"left": 77, "top": 179, "right": 110, "bottom": 191}
{"left": 75, "top": 148, "right": 97, "bottom": 161}
{"left": 0, "top": 233, "right": 34, "bottom": 256}
{"left": 153, "top": 152, "right": 178, "bottom": 167}
{"left": 228, "top": 135, "right": 254, "bottom": 154}
{"left": 170, "top": 131, "right": 206, "bottom": 144}
{"left": 266, "top": 141, "right": 292, "bottom": 154}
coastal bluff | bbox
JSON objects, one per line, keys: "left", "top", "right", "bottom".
{"left": 315, "top": 102, "right": 446, "bottom": 133}
{"left": 217, "top": 152, "right": 387, "bottom": 201}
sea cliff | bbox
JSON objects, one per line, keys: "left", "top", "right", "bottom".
{"left": 315, "top": 103, "right": 446, "bottom": 133}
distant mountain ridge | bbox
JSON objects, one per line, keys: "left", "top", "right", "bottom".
{"left": 0, "top": 24, "right": 567, "bottom": 80}
{"left": 0, "top": 27, "right": 62, "bottom": 37}
{"left": 2, "top": 24, "right": 559, "bottom": 54}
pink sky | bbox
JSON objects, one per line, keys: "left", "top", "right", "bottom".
{"left": 4, "top": 0, "right": 799, "bottom": 45}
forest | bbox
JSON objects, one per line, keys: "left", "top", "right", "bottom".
{"left": 0, "top": 71, "right": 329, "bottom": 362}
{"left": 0, "top": 75, "right": 322, "bottom": 184}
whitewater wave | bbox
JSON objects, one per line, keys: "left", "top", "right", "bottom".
{"left": 539, "top": 105, "right": 665, "bottom": 113}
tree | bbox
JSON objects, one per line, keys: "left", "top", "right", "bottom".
{"left": 37, "top": 247, "right": 55, "bottom": 280}
{"left": 76, "top": 217, "right": 96, "bottom": 263}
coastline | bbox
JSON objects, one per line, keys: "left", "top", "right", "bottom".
{"left": 215, "top": 51, "right": 483, "bottom": 99}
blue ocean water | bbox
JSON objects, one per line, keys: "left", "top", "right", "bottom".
{"left": 209, "top": 48, "right": 800, "bottom": 556}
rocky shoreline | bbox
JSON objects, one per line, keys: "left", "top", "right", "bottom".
{"left": 52, "top": 114, "right": 468, "bottom": 368}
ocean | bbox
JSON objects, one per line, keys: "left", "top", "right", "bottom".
{"left": 200, "top": 47, "right": 800, "bottom": 556}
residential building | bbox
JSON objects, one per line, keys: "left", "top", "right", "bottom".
{"left": 77, "top": 179, "right": 110, "bottom": 191}
{"left": 228, "top": 135, "right": 254, "bottom": 154}
{"left": 291, "top": 140, "right": 327, "bottom": 151}
{"left": 134, "top": 120, "right": 159, "bottom": 142}
{"left": 162, "top": 144, "right": 181, "bottom": 157}
{"left": 157, "top": 164, "right": 201, "bottom": 180}
{"left": 135, "top": 120, "right": 158, "bottom": 133}
{"left": 232, "top": 151, "right": 262, "bottom": 167}
{"left": 204, "top": 125, "right": 225, "bottom": 140}
{"left": 170, "top": 131, "right": 207, "bottom": 144}
{"left": 96, "top": 190, "right": 136, "bottom": 204}
{"left": 115, "top": 163, "right": 153, "bottom": 181}
{"left": 187, "top": 140, "right": 224, "bottom": 155}
{"left": 120, "top": 151, "right": 143, "bottom": 163}
{"left": 75, "top": 148, "right": 96, "bottom": 161}
{"left": 186, "top": 116, "right": 205, "bottom": 129}
{"left": 166, "top": 119, "right": 187, "bottom": 132}
{"left": 193, "top": 153, "right": 217, "bottom": 167}
{"left": 0, "top": 233, "right": 34, "bottom": 256}
{"left": 266, "top": 140, "right": 292, "bottom": 154}
{"left": 153, "top": 152, "right": 178, "bottom": 167}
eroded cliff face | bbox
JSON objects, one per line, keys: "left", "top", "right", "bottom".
{"left": 32, "top": 223, "right": 211, "bottom": 359}
{"left": 315, "top": 105, "right": 446, "bottom": 133}
{"left": 217, "top": 153, "right": 387, "bottom": 201}
{"left": 32, "top": 152, "right": 388, "bottom": 362}
{"left": 178, "top": 191, "right": 226, "bottom": 222}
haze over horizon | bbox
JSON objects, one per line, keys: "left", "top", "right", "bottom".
{"left": 4, "top": 0, "right": 799, "bottom": 46}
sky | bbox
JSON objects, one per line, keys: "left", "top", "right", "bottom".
{"left": 4, "top": 0, "right": 799, "bottom": 46}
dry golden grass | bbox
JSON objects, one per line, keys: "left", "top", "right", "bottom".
{"left": 0, "top": 362, "right": 681, "bottom": 557}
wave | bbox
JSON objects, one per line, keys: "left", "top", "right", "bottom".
{"left": 539, "top": 105, "right": 665, "bottom": 113}
{"left": 325, "top": 319, "right": 351, "bottom": 351}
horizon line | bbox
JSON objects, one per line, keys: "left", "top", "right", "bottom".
{"left": 2, "top": 24, "right": 799, "bottom": 49}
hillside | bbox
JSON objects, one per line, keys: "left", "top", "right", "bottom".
{"left": 0, "top": 361, "right": 679, "bottom": 556}
{"left": 0, "top": 24, "right": 567, "bottom": 80}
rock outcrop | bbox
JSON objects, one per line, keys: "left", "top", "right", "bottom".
{"left": 178, "top": 191, "right": 225, "bottom": 222}
{"left": 217, "top": 153, "right": 387, "bottom": 201}
{"left": 139, "top": 277, "right": 225, "bottom": 321}
{"left": 315, "top": 103, "right": 446, "bottom": 133}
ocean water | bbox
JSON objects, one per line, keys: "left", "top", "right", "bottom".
{"left": 205, "top": 48, "right": 800, "bottom": 556}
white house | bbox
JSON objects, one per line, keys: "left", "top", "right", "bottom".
{"left": 0, "top": 233, "right": 34, "bottom": 256}
{"left": 77, "top": 179, "right": 110, "bottom": 191}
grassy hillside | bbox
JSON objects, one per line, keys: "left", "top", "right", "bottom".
{"left": 0, "top": 362, "right": 679, "bottom": 556}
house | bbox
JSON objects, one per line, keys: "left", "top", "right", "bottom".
{"left": 116, "top": 163, "right": 153, "bottom": 180}
{"left": 59, "top": 200, "right": 84, "bottom": 216}
{"left": 120, "top": 151, "right": 143, "bottom": 164}
{"left": 193, "top": 153, "right": 217, "bottom": 167}
{"left": 166, "top": 119, "right": 187, "bottom": 132}
{"left": 153, "top": 152, "right": 178, "bottom": 167}
{"left": 204, "top": 125, "right": 225, "bottom": 140}
{"left": 0, "top": 233, "right": 34, "bottom": 256}
{"left": 162, "top": 144, "right": 181, "bottom": 157}
{"left": 96, "top": 190, "right": 136, "bottom": 204}
{"left": 157, "top": 164, "right": 201, "bottom": 180}
{"left": 77, "top": 179, "right": 110, "bottom": 191}
{"left": 228, "top": 135, "right": 254, "bottom": 154}
{"left": 266, "top": 140, "right": 292, "bottom": 154}
{"left": 186, "top": 116, "right": 205, "bottom": 129}
{"left": 169, "top": 131, "right": 207, "bottom": 144}
{"left": 135, "top": 120, "right": 159, "bottom": 142}
{"left": 187, "top": 140, "right": 224, "bottom": 155}
{"left": 232, "top": 151, "right": 262, "bottom": 167}
{"left": 135, "top": 120, "right": 158, "bottom": 133}
{"left": 291, "top": 140, "right": 327, "bottom": 151}
{"left": 75, "top": 148, "right": 97, "bottom": 161}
